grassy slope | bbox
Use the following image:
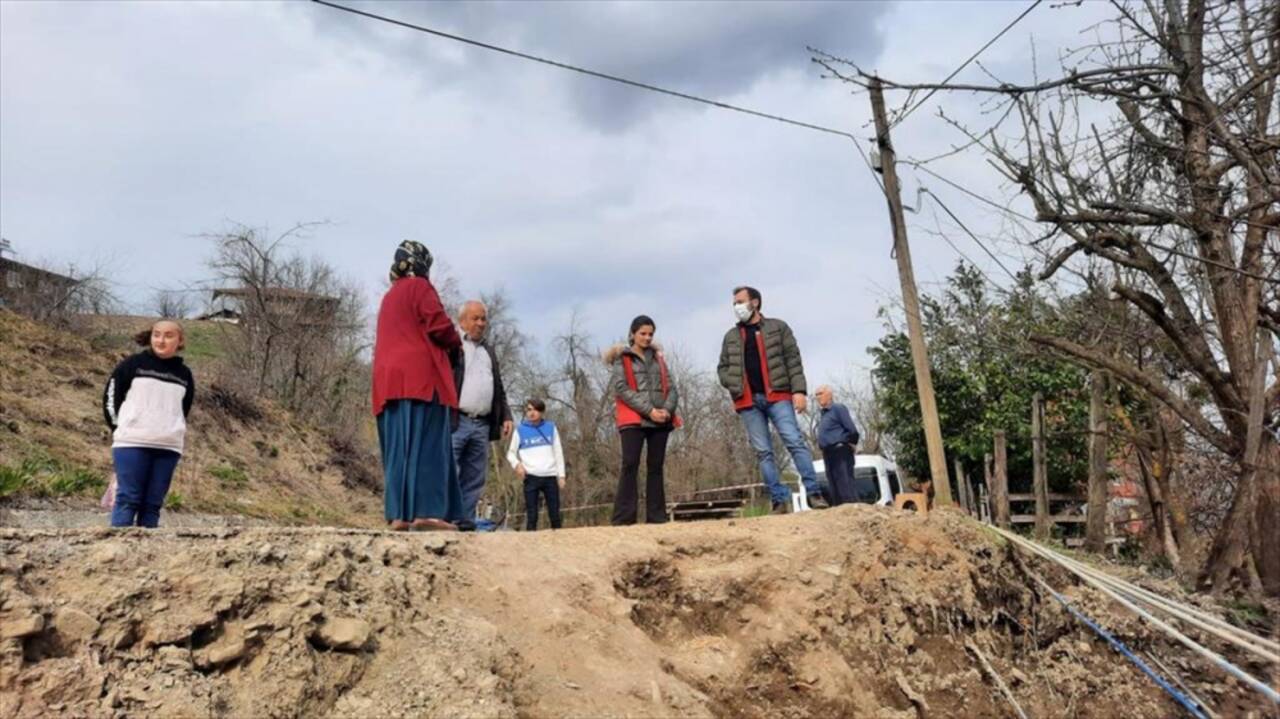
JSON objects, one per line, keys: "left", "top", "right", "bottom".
{"left": 0, "top": 310, "right": 381, "bottom": 526}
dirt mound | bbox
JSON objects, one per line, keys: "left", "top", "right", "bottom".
{"left": 0, "top": 310, "right": 381, "bottom": 526}
{"left": 5, "top": 507, "right": 1252, "bottom": 718}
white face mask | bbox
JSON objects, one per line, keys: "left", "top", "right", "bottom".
{"left": 733, "top": 302, "right": 754, "bottom": 323}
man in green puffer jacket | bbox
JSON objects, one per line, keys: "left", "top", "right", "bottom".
{"left": 717, "top": 286, "right": 824, "bottom": 513}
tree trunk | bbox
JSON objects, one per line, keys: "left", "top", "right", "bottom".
{"left": 1155, "top": 464, "right": 1193, "bottom": 572}
{"left": 1136, "top": 449, "right": 1180, "bottom": 567}
{"left": 1200, "top": 329, "right": 1272, "bottom": 593}
{"left": 1085, "top": 371, "right": 1109, "bottom": 552}
{"left": 1254, "top": 438, "right": 1280, "bottom": 595}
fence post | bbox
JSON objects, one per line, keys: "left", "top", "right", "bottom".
{"left": 1085, "top": 371, "right": 1109, "bottom": 552}
{"left": 982, "top": 453, "right": 993, "bottom": 522}
{"left": 993, "top": 431, "right": 1009, "bottom": 528}
{"left": 1032, "top": 392, "right": 1050, "bottom": 540}
{"left": 954, "top": 458, "right": 973, "bottom": 515}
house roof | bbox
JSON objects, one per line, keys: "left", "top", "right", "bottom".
{"left": 0, "top": 257, "right": 79, "bottom": 286}
{"left": 212, "top": 287, "right": 338, "bottom": 304}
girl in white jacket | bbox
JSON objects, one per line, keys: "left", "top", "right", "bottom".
{"left": 506, "top": 398, "right": 566, "bottom": 530}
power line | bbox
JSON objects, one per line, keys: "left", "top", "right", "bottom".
{"left": 920, "top": 187, "right": 1023, "bottom": 283}
{"left": 906, "top": 163, "right": 1280, "bottom": 285}
{"left": 313, "top": 0, "right": 1274, "bottom": 288}
{"left": 310, "top": 0, "right": 890, "bottom": 206}
{"left": 311, "top": 0, "right": 858, "bottom": 142}
{"left": 888, "top": 0, "right": 1043, "bottom": 130}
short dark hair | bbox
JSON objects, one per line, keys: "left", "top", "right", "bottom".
{"left": 629, "top": 314, "right": 655, "bottom": 337}
{"left": 524, "top": 398, "right": 546, "bottom": 413}
{"left": 733, "top": 285, "right": 762, "bottom": 310}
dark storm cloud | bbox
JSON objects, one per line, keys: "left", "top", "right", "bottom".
{"left": 301, "top": 1, "right": 890, "bottom": 130}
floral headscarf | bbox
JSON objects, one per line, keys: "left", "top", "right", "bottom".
{"left": 389, "top": 240, "right": 432, "bottom": 282}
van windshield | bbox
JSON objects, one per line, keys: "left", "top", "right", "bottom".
{"left": 853, "top": 467, "right": 879, "bottom": 503}
{"left": 887, "top": 470, "right": 902, "bottom": 496}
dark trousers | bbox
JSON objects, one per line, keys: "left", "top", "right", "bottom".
{"left": 524, "top": 475, "right": 561, "bottom": 530}
{"left": 821, "top": 443, "right": 856, "bottom": 507}
{"left": 111, "top": 447, "right": 181, "bottom": 528}
{"left": 612, "top": 427, "right": 671, "bottom": 525}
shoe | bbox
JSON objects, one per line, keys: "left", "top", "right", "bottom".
{"left": 771, "top": 502, "right": 788, "bottom": 515}
{"left": 455, "top": 519, "right": 477, "bottom": 532}
{"left": 411, "top": 518, "right": 458, "bottom": 531}
{"left": 808, "top": 496, "right": 830, "bottom": 510}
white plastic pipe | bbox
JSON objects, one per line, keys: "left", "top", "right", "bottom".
{"left": 1051, "top": 550, "right": 1279, "bottom": 662}
{"left": 989, "top": 525, "right": 1280, "bottom": 705}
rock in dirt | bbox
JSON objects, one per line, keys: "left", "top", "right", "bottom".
{"left": 0, "top": 612, "right": 44, "bottom": 639}
{"left": 196, "top": 626, "right": 248, "bottom": 668}
{"left": 52, "top": 608, "right": 99, "bottom": 643}
{"left": 313, "top": 617, "right": 370, "bottom": 651}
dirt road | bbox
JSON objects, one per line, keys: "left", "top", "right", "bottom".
{"left": 0, "top": 505, "right": 1259, "bottom": 717}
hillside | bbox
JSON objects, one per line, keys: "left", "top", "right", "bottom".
{"left": 7, "top": 506, "right": 1265, "bottom": 719}
{"left": 0, "top": 310, "right": 382, "bottom": 527}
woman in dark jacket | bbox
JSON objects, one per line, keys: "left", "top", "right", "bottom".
{"left": 371, "top": 240, "right": 463, "bottom": 531}
{"left": 606, "top": 315, "right": 679, "bottom": 525}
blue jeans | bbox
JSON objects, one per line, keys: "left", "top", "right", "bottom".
{"left": 452, "top": 414, "right": 491, "bottom": 521}
{"left": 111, "top": 447, "right": 181, "bottom": 528}
{"left": 739, "top": 393, "right": 820, "bottom": 504}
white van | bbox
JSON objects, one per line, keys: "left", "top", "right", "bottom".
{"left": 810, "top": 454, "right": 903, "bottom": 506}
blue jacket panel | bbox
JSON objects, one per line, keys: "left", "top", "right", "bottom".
{"left": 516, "top": 419, "right": 558, "bottom": 450}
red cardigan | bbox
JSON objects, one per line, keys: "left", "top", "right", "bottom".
{"left": 371, "top": 277, "right": 462, "bottom": 416}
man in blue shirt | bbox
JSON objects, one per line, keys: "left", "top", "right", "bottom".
{"left": 815, "top": 386, "right": 860, "bottom": 506}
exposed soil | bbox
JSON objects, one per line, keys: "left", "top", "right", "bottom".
{"left": 4, "top": 506, "right": 1268, "bottom": 718}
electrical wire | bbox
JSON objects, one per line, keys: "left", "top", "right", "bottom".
{"left": 919, "top": 187, "right": 1022, "bottom": 283}
{"left": 904, "top": 162, "right": 1280, "bottom": 285}
{"left": 310, "top": 0, "right": 859, "bottom": 142}
{"left": 888, "top": 0, "right": 1044, "bottom": 130}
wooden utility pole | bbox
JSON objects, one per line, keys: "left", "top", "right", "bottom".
{"left": 868, "top": 77, "right": 952, "bottom": 507}
{"left": 1085, "top": 371, "right": 1109, "bottom": 552}
{"left": 993, "top": 431, "right": 1009, "bottom": 528}
{"left": 1032, "top": 393, "right": 1050, "bottom": 540}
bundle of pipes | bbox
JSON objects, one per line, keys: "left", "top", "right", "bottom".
{"left": 984, "top": 524, "right": 1279, "bottom": 708}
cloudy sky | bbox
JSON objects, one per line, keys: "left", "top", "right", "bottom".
{"left": 1, "top": 0, "right": 1112, "bottom": 391}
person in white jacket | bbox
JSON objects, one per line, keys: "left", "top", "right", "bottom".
{"left": 506, "top": 398, "right": 567, "bottom": 530}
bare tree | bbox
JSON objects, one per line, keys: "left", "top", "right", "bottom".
{"left": 817, "top": 0, "right": 1279, "bottom": 593}
{"left": 205, "top": 222, "right": 368, "bottom": 431}
{"left": 152, "top": 289, "right": 193, "bottom": 319}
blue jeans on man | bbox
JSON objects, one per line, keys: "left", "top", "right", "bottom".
{"left": 111, "top": 446, "right": 181, "bottom": 528}
{"left": 739, "top": 393, "right": 821, "bottom": 505}
{"left": 452, "top": 413, "right": 492, "bottom": 522}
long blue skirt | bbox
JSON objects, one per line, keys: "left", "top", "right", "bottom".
{"left": 376, "top": 399, "right": 463, "bottom": 523}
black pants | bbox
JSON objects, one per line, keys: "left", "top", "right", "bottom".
{"left": 821, "top": 443, "right": 857, "bottom": 506}
{"left": 524, "top": 475, "right": 561, "bottom": 530}
{"left": 612, "top": 427, "right": 671, "bottom": 525}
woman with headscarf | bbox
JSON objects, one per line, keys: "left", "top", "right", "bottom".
{"left": 372, "top": 240, "right": 464, "bottom": 531}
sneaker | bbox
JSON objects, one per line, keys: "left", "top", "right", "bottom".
{"left": 808, "top": 495, "right": 830, "bottom": 510}
{"left": 771, "top": 502, "right": 788, "bottom": 515}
